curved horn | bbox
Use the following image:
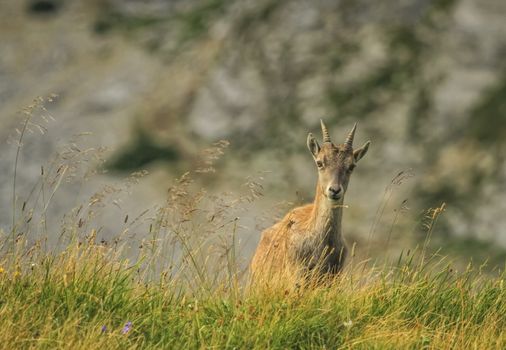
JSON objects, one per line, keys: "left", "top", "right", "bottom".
{"left": 344, "top": 122, "right": 357, "bottom": 148}
{"left": 320, "top": 119, "right": 331, "bottom": 143}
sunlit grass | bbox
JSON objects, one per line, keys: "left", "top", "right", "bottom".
{"left": 0, "top": 242, "right": 504, "bottom": 349}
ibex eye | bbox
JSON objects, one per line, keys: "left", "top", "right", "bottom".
{"left": 348, "top": 164, "right": 356, "bottom": 172}
{"left": 316, "top": 160, "right": 324, "bottom": 168}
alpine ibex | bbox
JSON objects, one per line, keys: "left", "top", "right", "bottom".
{"left": 251, "top": 120, "right": 370, "bottom": 279}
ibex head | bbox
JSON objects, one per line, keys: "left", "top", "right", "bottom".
{"left": 307, "top": 120, "right": 370, "bottom": 202}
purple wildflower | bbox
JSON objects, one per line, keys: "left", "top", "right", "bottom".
{"left": 101, "top": 325, "right": 107, "bottom": 333}
{"left": 121, "top": 321, "right": 132, "bottom": 335}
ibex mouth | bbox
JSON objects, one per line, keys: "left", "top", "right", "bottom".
{"left": 326, "top": 194, "right": 342, "bottom": 202}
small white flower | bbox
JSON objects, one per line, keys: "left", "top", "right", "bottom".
{"left": 343, "top": 320, "right": 353, "bottom": 328}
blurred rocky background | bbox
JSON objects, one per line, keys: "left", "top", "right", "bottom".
{"left": 1, "top": 0, "right": 505, "bottom": 267}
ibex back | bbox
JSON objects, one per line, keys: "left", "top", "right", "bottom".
{"left": 250, "top": 120, "right": 370, "bottom": 280}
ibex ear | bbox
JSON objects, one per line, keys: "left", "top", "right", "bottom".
{"left": 307, "top": 133, "right": 320, "bottom": 159}
{"left": 353, "top": 140, "right": 370, "bottom": 163}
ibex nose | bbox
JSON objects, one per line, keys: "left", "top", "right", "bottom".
{"left": 327, "top": 185, "right": 343, "bottom": 200}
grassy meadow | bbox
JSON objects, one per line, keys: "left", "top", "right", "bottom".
{"left": 0, "top": 101, "right": 505, "bottom": 349}
{"left": 1, "top": 239, "right": 504, "bottom": 349}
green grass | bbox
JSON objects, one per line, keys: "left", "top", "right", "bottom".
{"left": 0, "top": 240, "right": 504, "bottom": 349}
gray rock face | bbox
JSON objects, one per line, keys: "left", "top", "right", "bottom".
{"left": 1, "top": 0, "right": 506, "bottom": 263}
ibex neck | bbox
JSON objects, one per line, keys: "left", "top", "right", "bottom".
{"left": 311, "top": 184, "right": 343, "bottom": 241}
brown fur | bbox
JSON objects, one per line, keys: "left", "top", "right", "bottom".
{"left": 250, "top": 122, "right": 370, "bottom": 280}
